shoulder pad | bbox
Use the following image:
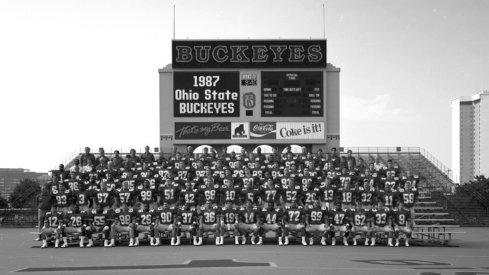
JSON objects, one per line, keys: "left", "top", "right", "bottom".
{"left": 128, "top": 208, "right": 134, "bottom": 212}
{"left": 149, "top": 209, "right": 155, "bottom": 213}
{"left": 103, "top": 210, "right": 108, "bottom": 214}
{"left": 214, "top": 184, "right": 220, "bottom": 189}
{"left": 67, "top": 211, "right": 74, "bottom": 214}
{"left": 298, "top": 206, "right": 303, "bottom": 209}
{"left": 91, "top": 209, "right": 97, "bottom": 214}
{"left": 321, "top": 207, "right": 327, "bottom": 211}
{"left": 115, "top": 209, "right": 121, "bottom": 213}
{"left": 170, "top": 207, "right": 175, "bottom": 210}
{"left": 285, "top": 206, "right": 291, "bottom": 209}
{"left": 200, "top": 206, "right": 206, "bottom": 210}
{"left": 294, "top": 186, "right": 300, "bottom": 190}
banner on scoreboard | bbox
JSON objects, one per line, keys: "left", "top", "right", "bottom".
{"left": 231, "top": 122, "right": 249, "bottom": 140}
{"left": 276, "top": 122, "right": 325, "bottom": 140}
{"left": 172, "top": 40, "right": 327, "bottom": 69}
{"left": 173, "top": 71, "right": 240, "bottom": 117}
{"left": 174, "top": 122, "right": 231, "bottom": 140}
{"left": 250, "top": 122, "right": 277, "bottom": 139}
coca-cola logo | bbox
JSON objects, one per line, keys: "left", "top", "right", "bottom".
{"left": 250, "top": 122, "right": 276, "bottom": 139}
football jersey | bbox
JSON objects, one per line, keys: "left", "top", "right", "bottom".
{"left": 320, "top": 185, "right": 337, "bottom": 203}
{"left": 306, "top": 205, "right": 328, "bottom": 225}
{"left": 400, "top": 188, "right": 418, "bottom": 208}
{"left": 239, "top": 206, "right": 260, "bottom": 224}
{"left": 74, "top": 190, "right": 92, "bottom": 207}
{"left": 351, "top": 209, "right": 370, "bottom": 227}
{"left": 240, "top": 188, "right": 260, "bottom": 204}
{"left": 220, "top": 207, "right": 239, "bottom": 224}
{"left": 330, "top": 208, "right": 349, "bottom": 226}
{"left": 158, "top": 184, "right": 180, "bottom": 205}
{"left": 89, "top": 209, "right": 110, "bottom": 227}
{"left": 178, "top": 207, "right": 197, "bottom": 225}
{"left": 284, "top": 206, "right": 305, "bottom": 224}
{"left": 392, "top": 209, "right": 411, "bottom": 226}
{"left": 337, "top": 187, "right": 355, "bottom": 205}
{"left": 302, "top": 188, "right": 320, "bottom": 205}
{"left": 282, "top": 185, "right": 302, "bottom": 203}
{"left": 262, "top": 208, "right": 283, "bottom": 224}
{"left": 199, "top": 184, "right": 220, "bottom": 204}
{"left": 200, "top": 206, "right": 220, "bottom": 225}
{"left": 137, "top": 187, "right": 157, "bottom": 204}
{"left": 261, "top": 185, "right": 281, "bottom": 203}
{"left": 180, "top": 188, "right": 198, "bottom": 206}
{"left": 377, "top": 189, "right": 399, "bottom": 208}
{"left": 113, "top": 208, "right": 136, "bottom": 226}
{"left": 94, "top": 188, "right": 115, "bottom": 207}
{"left": 44, "top": 211, "right": 63, "bottom": 228}
{"left": 117, "top": 189, "right": 136, "bottom": 206}
{"left": 136, "top": 209, "right": 156, "bottom": 226}
{"left": 358, "top": 187, "right": 376, "bottom": 206}
{"left": 64, "top": 211, "right": 86, "bottom": 227}
{"left": 220, "top": 185, "right": 240, "bottom": 205}
{"left": 155, "top": 206, "right": 177, "bottom": 224}
{"left": 372, "top": 208, "right": 392, "bottom": 227}
{"left": 67, "top": 180, "right": 82, "bottom": 192}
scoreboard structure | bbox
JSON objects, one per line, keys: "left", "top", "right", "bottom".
{"left": 159, "top": 39, "right": 340, "bottom": 154}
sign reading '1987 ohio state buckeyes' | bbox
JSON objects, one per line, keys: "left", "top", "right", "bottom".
{"left": 174, "top": 71, "right": 240, "bottom": 117}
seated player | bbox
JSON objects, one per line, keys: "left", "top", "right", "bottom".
{"left": 283, "top": 201, "right": 307, "bottom": 246}
{"left": 329, "top": 202, "right": 350, "bottom": 246}
{"left": 260, "top": 202, "right": 284, "bottom": 245}
{"left": 153, "top": 202, "right": 178, "bottom": 246}
{"left": 392, "top": 202, "right": 412, "bottom": 247}
{"left": 60, "top": 205, "right": 87, "bottom": 248}
{"left": 219, "top": 200, "right": 240, "bottom": 245}
{"left": 176, "top": 203, "right": 198, "bottom": 245}
{"left": 237, "top": 199, "right": 261, "bottom": 245}
{"left": 370, "top": 200, "right": 394, "bottom": 246}
{"left": 305, "top": 200, "right": 329, "bottom": 246}
{"left": 350, "top": 202, "right": 371, "bottom": 246}
{"left": 109, "top": 205, "right": 136, "bottom": 247}
{"left": 85, "top": 205, "right": 111, "bottom": 247}
{"left": 197, "top": 199, "right": 221, "bottom": 246}
{"left": 132, "top": 205, "right": 156, "bottom": 246}
{"left": 40, "top": 208, "right": 63, "bottom": 248}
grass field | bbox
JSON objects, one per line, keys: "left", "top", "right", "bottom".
{"left": 1, "top": 227, "right": 488, "bottom": 275}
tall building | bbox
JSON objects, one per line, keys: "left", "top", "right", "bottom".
{"left": 451, "top": 91, "right": 489, "bottom": 184}
{"left": 0, "top": 168, "right": 49, "bottom": 200}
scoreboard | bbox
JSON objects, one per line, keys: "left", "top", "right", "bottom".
{"left": 159, "top": 39, "right": 340, "bottom": 152}
{"left": 261, "top": 71, "right": 323, "bottom": 117}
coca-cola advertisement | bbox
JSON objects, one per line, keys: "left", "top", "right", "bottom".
{"left": 250, "top": 122, "right": 276, "bottom": 139}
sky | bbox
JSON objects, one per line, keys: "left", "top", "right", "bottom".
{"left": 0, "top": 0, "right": 488, "bottom": 173}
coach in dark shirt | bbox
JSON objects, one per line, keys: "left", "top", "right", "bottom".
{"left": 80, "top": 147, "right": 96, "bottom": 166}
{"left": 140, "top": 145, "right": 155, "bottom": 164}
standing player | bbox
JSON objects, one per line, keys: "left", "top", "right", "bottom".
{"left": 198, "top": 176, "right": 220, "bottom": 207}
{"left": 260, "top": 203, "right": 284, "bottom": 245}
{"left": 117, "top": 181, "right": 136, "bottom": 208}
{"left": 281, "top": 178, "right": 302, "bottom": 208}
{"left": 260, "top": 178, "right": 281, "bottom": 209}
{"left": 283, "top": 201, "right": 307, "bottom": 246}
{"left": 137, "top": 180, "right": 158, "bottom": 210}
{"left": 180, "top": 180, "right": 199, "bottom": 207}
{"left": 319, "top": 178, "right": 337, "bottom": 210}
{"left": 237, "top": 200, "right": 261, "bottom": 245}
{"left": 93, "top": 181, "right": 116, "bottom": 211}
{"left": 158, "top": 178, "right": 181, "bottom": 208}
{"left": 52, "top": 184, "right": 72, "bottom": 213}
{"left": 305, "top": 200, "right": 329, "bottom": 246}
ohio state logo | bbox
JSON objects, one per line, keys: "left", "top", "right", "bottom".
{"left": 243, "top": 92, "right": 255, "bottom": 109}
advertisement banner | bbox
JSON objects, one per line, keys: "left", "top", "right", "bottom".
{"left": 174, "top": 122, "right": 231, "bottom": 140}
{"left": 276, "top": 122, "right": 325, "bottom": 140}
{"left": 172, "top": 40, "right": 327, "bottom": 69}
{"left": 173, "top": 71, "right": 240, "bottom": 117}
{"left": 231, "top": 122, "right": 249, "bottom": 140}
{"left": 250, "top": 122, "right": 276, "bottom": 139}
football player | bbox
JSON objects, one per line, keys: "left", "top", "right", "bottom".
{"left": 350, "top": 202, "right": 371, "bottom": 246}
{"left": 60, "top": 205, "right": 87, "bottom": 248}
{"left": 329, "top": 202, "right": 350, "bottom": 246}
{"left": 85, "top": 204, "right": 111, "bottom": 247}
{"left": 237, "top": 199, "right": 261, "bottom": 245}
{"left": 176, "top": 203, "right": 198, "bottom": 245}
{"left": 133, "top": 205, "right": 156, "bottom": 246}
{"left": 109, "top": 204, "right": 136, "bottom": 247}
{"left": 219, "top": 200, "right": 240, "bottom": 245}
{"left": 157, "top": 178, "right": 180, "bottom": 208}
{"left": 260, "top": 203, "right": 284, "bottom": 245}
{"left": 283, "top": 201, "right": 307, "bottom": 246}
{"left": 370, "top": 200, "right": 394, "bottom": 246}
{"left": 197, "top": 199, "right": 221, "bottom": 246}
{"left": 305, "top": 200, "right": 329, "bottom": 246}
{"left": 393, "top": 202, "right": 412, "bottom": 247}
{"left": 153, "top": 202, "right": 178, "bottom": 246}
{"left": 40, "top": 208, "right": 63, "bottom": 248}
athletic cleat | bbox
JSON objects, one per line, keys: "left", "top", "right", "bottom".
{"left": 395, "top": 240, "right": 400, "bottom": 247}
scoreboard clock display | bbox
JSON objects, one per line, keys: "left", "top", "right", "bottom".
{"left": 261, "top": 71, "right": 323, "bottom": 117}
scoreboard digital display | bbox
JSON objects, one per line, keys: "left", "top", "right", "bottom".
{"left": 261, "top": 71, "right": 323, "bottom": 117}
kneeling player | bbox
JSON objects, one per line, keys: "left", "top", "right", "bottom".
{"left": 109, "top": 205, "right": 136, "bottom": 247}
{"left": 197, "top": 200, "right": 221, "bottom": 246}
{"left": 220, "top": 200, "right": 240, "bottom": 245}
{"left": 61, "top": 205, "right": 87, "bottom": 247}
{"left": 284, "top": 201, "right": 307, "bottom": 246}
{"left": 153, "top": 202, "right": 177, "bottom": 246}
{"left": 305, "top": 200, "right": 329, "bottom": 246}
{"left": 133, "top": 206, "right": 156, "bottom": 246}
{"left": 393, "top": 202, "right": 412, "bottom": 246}
{"left": 329, "top": 202, "right": 350, "bottom": 246}
{"left": 350, "top": 202, "right": 371, "bottom": 246}
{"left": 176, "top": 203, "right": 198, "bottom": 245}
{"left": 370, "top": 201, "right": 394, "bottom": 246}
{"left": 260, "top": 203, "right": 284, "bottom": 245}
{"left": 237, "top": 200, "right": 261, "bottom": 245}
{"left": 40, "top": 209, "right": 63, "bottom": 248}
{"left": 85, "top": 205, "right": 111, "bottom": 247}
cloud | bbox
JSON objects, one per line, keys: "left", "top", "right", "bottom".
{"left": 341, "top": 94, "right": 415, "bottom": 123}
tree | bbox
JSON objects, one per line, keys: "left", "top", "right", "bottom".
{"left": 0, "top": 193, "right": 7, "bottom": 208}
{"left": 8, "top": 179, "right": 41, "bottom": 208}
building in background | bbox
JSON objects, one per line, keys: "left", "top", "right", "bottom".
{"left": 451, "top": 91, "right": 489, "bottom": 184}
{"left": 0, "top": 168, "right": 49, "bottom": 200}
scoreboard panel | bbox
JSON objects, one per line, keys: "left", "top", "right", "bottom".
{"left": 261, "top": 71, "right": 323, "bottom": 117}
